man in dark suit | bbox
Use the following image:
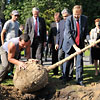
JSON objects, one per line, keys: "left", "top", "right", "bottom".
{"left": 55, "top": 8, "right": 70, "bottom": 80}
{"left": 62, "top": 5, "right": 90, "bottom": 85}
{"left": 24, "top": 7, "right": 46, "bottom": 64}
{"left": 48, "top": 12, "right": 61, "bottom": 75}
{"left": 0, "top": 18, "right": 5, "bottom": 46}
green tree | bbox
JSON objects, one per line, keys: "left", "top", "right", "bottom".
{"left": 73, "top": 0, "right": 100, "bottom": 30}
{"left": 3, "top": 0, "right": 100, "bottom": 31}
{"left": 3, "top": 0, "right": 72, "bottom": 30}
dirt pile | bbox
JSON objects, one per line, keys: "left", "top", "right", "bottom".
{"left": 56, "top": 83, "right": 100, "bottom": 100}
{"left": 1, "top": 81, "right": 100, "bottom": 100}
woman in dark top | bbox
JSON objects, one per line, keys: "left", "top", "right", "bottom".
{"left": 90, "top": 18, "right": 100, "bottom": 76}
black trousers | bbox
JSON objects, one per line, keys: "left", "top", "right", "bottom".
{"left": 52, "top": 48, "right": 58, "bottom": 75}
{"left": 31, "top": 37, "right": 43, "bottom": 65}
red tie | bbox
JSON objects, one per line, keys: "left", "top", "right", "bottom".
{"left": 35, "top": 18, "right": 37, "bottom": 37}
{"left": 75, "top": 20, "right": 80, "bottom": 45}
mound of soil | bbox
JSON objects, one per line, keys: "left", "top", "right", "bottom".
{"left": 0, "top": 81, "right": 100, "bottom": 100}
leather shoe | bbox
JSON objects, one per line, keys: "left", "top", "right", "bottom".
{"left": 66, "top": 77, "right": 73, "bottom": 82}
{"left": 51, "top": 73, "right": 58, "bottom": 76}
{"left": 77, "top": 82, "right": 85, "bottom": 86}
{"left": 59, "top": 76, "right": 73, "bottom": 81}
{"left": 59, "top": 76, "right": 64, "bottom": 80}
{"left": 62, "top": 78, "right": 67, "bottom": 84}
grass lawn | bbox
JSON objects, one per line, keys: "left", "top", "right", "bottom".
{"left": 84, "top": 49, "right": 90, "bottom": 56}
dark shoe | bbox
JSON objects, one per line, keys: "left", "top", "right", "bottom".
{"left": 59, "top": 76, "right": 64, "bottom": 80}
{"left": 66, "top": 77, "right": 73, "bottom": 82}
{"left": 59, "top": 76, "right": 72, "bottom": 81}
{"left": 77, "top": 82, "right": 85, "bottom": 86}
{"left": 7, "top": 73, "right": 14, "bottom": 79}
{"left": 45, "top": 58, "right": 47, "bottom": 62}
{"left": 54, "top": 73, "right": 58, "bottom": 75}
{"left": 9, "top": 74, "right": 14, "bottom": 78}
{"left": 5, "top": 75, "right": 13, "bottom": 79}
{"left": 51, "top": 73, "right": 58, "bottom": 76}
{"left": 62, "top": 78, "right": 67, "bottom": 84}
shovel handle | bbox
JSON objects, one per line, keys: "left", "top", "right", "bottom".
{"left": 46, "top": 39, "right": 100, "bottom": 71}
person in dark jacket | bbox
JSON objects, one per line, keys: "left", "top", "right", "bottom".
{"left": 62, "top": 5, "right": 90, "bottom": 86}
{"left": 48, "top": 12, "right": 61, "bottom": 75}
{"left": 24, "top": 7, "right": 46, "bottom": 64}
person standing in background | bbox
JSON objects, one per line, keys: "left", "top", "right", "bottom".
{"left": 19, "top": 24, "right": 24, "bottom": 36}
{"left": 1, "top": 10, "right": 19, "bottom": 45}
{"left": 89, "top": 18, "right": 100, "bottom": 76}
{"left": 1, "top": 10, "right": 20, "bottom": 77}
{"left": 24, "top": 7, "right": 46, "bottom": 65}
{"left": 0, "top": 18, "right": 5, "bottom": 46}
{"left": 55, "top": 8, "right": 70, "bottom": 80}
{"left": 44, "top": 31, "right": 49, "bottom": 61}
{"left": 62, "top": 5, "right": 90, "bottom": 86}
{"left": 48, "top": 12, "right": 61, "bottom": 75}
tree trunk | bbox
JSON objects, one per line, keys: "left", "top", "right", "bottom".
{"left": 0, "top": 0, "right": 7, "bottom": 19}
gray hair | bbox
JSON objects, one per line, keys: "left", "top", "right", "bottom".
{"left": 32, "top": 7, "right": 39, "bottom": 12}
{"left": 61, "top": 8, "right": 70, "bottom": 15}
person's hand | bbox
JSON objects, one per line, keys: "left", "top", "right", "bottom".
{"left": 55, "top": 44, "right": 59, "bottom": 50}
{"left": 48, "top": 44, "right": 52, "bottom": 48}
{"left": 89, "top": 40, "right": 96, "bottom": 47}
{"left": 73, "top": 44, "right": 81, "bottom": 54}
{"left": 18, "top": 62, "right": 27, "bottom": 70}
{"left": 28, "top": 59, "right": 39, "bottom": 63}
{"left": 91, "top": 43, "right": 96, "bottom": 47}
{"left": 75, "top": 47, "right": 81, "bottom": 54}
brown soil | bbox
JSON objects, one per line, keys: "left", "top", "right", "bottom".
{"left": 1, "top": 79, "right": 100, "bottom": 100}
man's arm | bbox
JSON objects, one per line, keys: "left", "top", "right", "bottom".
{"left": 1, "top": 29, "right": 6, "bottom": 45}
{"left": 25, "top": 40, "right": 31, "bottom": 59}
{"left": 55, "top": 27, "right": 60, "bottom": 50}
{"left": 73, "top": 44, "right": 81, "bottom": 54}
{"left": 48, "top": 28, "right": 52, "bottom": 49}
{"left": 24, "top": 18, "right": 29, "bottom": 34}
{"left": 65, "top": 17, "right": 75, "bottom": 47}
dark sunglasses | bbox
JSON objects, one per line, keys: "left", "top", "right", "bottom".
{"left": 15, "top": 15, "right": 19, "bottom": 17}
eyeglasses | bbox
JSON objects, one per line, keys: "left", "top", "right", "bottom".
{"left": 14, "top": 15, "right": 19, "bottom": 17}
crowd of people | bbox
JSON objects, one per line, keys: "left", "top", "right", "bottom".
{"left": 0, "top": 5, "right": 100, "bottom": 86}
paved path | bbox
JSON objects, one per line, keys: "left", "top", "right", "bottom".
{"left": 83, "top": 56, "right": 91, "bottom": 66}
{"left": 43, "top": 57, "right": 52, "bottom": 66}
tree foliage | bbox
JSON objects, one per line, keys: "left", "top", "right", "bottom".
{"left": 0, "top": 0, "right": 7, "bottom": 18}
{"left": 1, "top": 0, "right": 100, "bottom": 31}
